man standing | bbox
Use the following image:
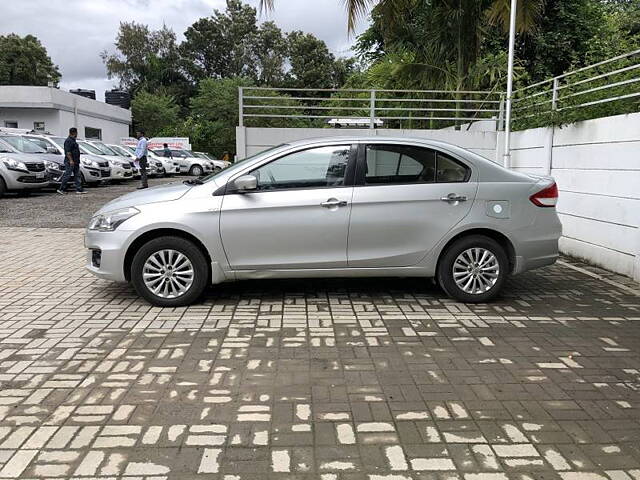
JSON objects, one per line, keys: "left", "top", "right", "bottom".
{"left": 56, "top": 127, "right": 86, "bottom": 195}
{"left": 135, "top": 129, "right": 148, "bottom": 189}
{"left": 163, "top": 143, "right": 173, "bottom": 159}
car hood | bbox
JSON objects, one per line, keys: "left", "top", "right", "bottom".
{"left": 96, "top": 181, "right": 192, "bottom": 214}
{"left": 0, "top": 151, "right": 47, "bottom": 163}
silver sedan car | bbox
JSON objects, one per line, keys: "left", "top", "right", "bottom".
{"left": 85, "top": 137, "right": 562, "bottom": 306}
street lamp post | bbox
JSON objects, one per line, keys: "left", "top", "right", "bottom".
{"left": 503, "top": 0, "right": 518, "bottom": 168}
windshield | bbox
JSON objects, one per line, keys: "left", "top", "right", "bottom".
{"left": 0, "top": 139, "right": 15, "bottom": 153}
{"left": 0, "top": 135, "right": 46, "bottom": 153}
{"left": 24, "top": 136, "right": 56, "bottom": 152}
{"left": 51, "top": 137, "right": 66, "bottom": 149}
{"left": 109, "top": 145, "right": 130, "bottom": 157}
{"left": 201, "top": 144, "right": 286, "bottom": 183}
{"left": 175, "top": 149, "right": 194, "bottom": 157}
{"left": 194, "top": 152, "right": 208, "bottom": 159}
{"left": 90, "top": 142, "right": 118, "bottom": 155}
{"left": 78, "top": 142, "right": 104, "bottom": 155}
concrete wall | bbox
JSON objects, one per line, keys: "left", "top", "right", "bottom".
{"left": 508, "top": 112, "right": 640, "bottom": 281}
{"left": 0, "top": 86, "right": 131, "bottom": 143}
{"left": 237, "top": 126, "right": 499, "bottom": 162}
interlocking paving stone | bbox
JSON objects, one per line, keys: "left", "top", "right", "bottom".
{"left": 0, "top": 226, "right": 639, "bottom": 479}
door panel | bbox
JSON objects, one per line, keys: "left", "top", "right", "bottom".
{"left": 347, "top": 144, "right": 477, "bottom": 267}
{"left": 220, "top": 188, "right": 352, "bottom": 269}
{"left": 220, "top": 144, "right": 354, "bottom": 270}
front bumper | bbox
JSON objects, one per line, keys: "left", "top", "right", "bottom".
{"left": 84, "top": 228, "right": 133, "bottom": 282}
{"left": 82, "top": 166, "right": 111, "bottom": 183}
{"left": 109, "top": 165, "right": 133, "bottom": 180}
{"left": 3, "top": 168, "right": 49, "bottom": 190}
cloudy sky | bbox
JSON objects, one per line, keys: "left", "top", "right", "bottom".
{"left": 2, "top": 0, "right": 370, "bottom": 100}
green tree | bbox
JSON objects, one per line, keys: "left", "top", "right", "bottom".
{"left": 131, "top": 90, "right": 180, "bottom": 136}
{"left": 185, "top": 77, "right": 253, "bottom": 156}
{"left": 0, "top": 34, "right": 60, "bottom": 86}
{"left": 180, "top": 0, "right": 259, "bottom": 81}
{"left": 255, "top": 22, "right": 288, "bottom": 86}
{"left": 286, "top": 31, "right": 337, "bottom": 89}
{"left": 100, "top": 22, "right": 190, "bottom": 104}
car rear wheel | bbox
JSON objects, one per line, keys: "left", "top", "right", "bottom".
{"left": 437, "top": 235, "right": 508, "bottom": 303}
{"left": 131, "top": 236, "right": 209, "bottom": 307}
{"left": 189, "top": 165, "right": 204, "bottom": 176}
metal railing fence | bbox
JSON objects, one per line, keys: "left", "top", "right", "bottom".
{"left": 238, "top": 49, "right": 640, "bottom": 131}
{"left": 511, "top": 49, "right": 640, "bottom": 129}
{"left": 239, "top": 87, "right": 504, "bottom": 130}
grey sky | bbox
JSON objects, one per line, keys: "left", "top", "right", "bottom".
{"left": 1, "top": 0, "right": 369, "bottom": 100}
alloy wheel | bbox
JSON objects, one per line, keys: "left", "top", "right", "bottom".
{"left": 143, "top": 249, "right": 194, "bottom": 298}
{"left": 452, "top": 247, "right": 500, "bottom": 295}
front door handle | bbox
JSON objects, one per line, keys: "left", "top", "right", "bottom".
{"left": 441, "top": 193, "right": 468, "bottom": 203}
{"left": 321, "top": 198, "right": 348, "bottom": 208}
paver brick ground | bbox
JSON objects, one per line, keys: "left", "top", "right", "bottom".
{"left": 0, "top": 226, "right": 639, "bottom": 479}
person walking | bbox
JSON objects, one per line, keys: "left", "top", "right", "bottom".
{"left": 56, "top": 127, "right": 86, "bottom": 195}
{"left": 135, "top": 129, "right": 149, "bottom": 189}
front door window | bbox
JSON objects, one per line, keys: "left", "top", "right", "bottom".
{"left": 252, "top": 145, "right": 350, "bottom": 190}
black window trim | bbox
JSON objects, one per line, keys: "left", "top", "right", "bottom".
{"left": 218, "top": 143, "right": 358, "bottom": 196}
{"left": 355, "top": 142, "right": 472, "bottom": 187}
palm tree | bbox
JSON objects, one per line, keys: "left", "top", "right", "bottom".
{"left": 259, "top": 0, "right": 544, "bottom": 35}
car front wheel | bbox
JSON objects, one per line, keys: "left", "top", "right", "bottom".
{"left": 437, "top": 235, "right": 508, "bottom": 303}
{"left": 189, "top": 165, "right": 204, "bottom": 176}
{"left": 131, "top": 236, "right": 208, "bottom": 307}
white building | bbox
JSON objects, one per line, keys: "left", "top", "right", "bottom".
{"left": 0, "top": 86, "right": 131, "bottom": 143}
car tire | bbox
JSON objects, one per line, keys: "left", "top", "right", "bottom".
{"left": 437, "top": 235, "right": 508, "bottom": 303}
{"left": 189, "top": 165, "right": 204, "bottom": 176}
{"left": 0, "top": 176, "right": 6, "bottom": 197}
{"left": 131, "top": 236, "right": 209, "bottom": 307}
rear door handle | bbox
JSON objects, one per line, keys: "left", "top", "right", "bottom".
{"left": 441, "top": 193, "right": 468, "bottom": 203}
{"left": 321, "top": 199, "right": 348, "bottom": 208}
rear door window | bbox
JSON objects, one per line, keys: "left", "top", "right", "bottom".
{"left": 363, "top": 144, "right": 469, "bottom": 185}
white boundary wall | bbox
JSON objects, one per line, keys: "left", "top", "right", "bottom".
{"left": 237, "top": 116, "right": 640, "bottom": 282}
{"left": 506, "top": 112, "right": 640, "bottom": 281}
{"left": 236, "top": 127, "right": 499, "bottom": 162}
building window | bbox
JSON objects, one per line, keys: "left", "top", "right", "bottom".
{"left": 4, "top": 121, "right": 18, "bottom": 128}
{"left": 33, "top": 121, "right": 45, "bottom": 132}
{"left": 85, "top": 127, "right": 102, "bottom": 140}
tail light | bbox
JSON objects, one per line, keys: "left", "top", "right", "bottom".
{"left": 530, "top": 182, "right": 558, "bottom": 207}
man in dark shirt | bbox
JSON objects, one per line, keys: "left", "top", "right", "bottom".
{"left": 163, "top": 143, "right": 173, "bottom": 159}
{"left": 56, "top": 127, "right": 86, "bottom": 194}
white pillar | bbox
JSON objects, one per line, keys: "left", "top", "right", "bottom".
{"left": 502, "top": 0, "right": 518, "bottom": 168}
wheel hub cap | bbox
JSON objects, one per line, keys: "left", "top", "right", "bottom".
{"left": 143, "top": 249, "right": 194, "bottom": 299}
{"left": 452, "top": 247, "right": 499, "bottom": 295}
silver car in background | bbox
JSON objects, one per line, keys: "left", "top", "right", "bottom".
{"left": 154, "top": 148, "right": 211, "bottom": 176}
{"left": 48, "top": 136, "right": 111, "bottom": 184}
{"left": 85, "top": 137, "right": 562, "bottom": 307}
{"left": 0, "top": 138, "right": 48, "bottom": 195}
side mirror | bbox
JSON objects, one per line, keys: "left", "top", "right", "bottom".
{"left": 47, "top": 146, "right": 59, "bottom": 154}
{"left": 233, "top": 174, "right": 258, "bottom": 192}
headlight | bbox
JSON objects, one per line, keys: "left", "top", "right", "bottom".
{"left": 88, "top": 207, "right": 140, "bottom": 232}
{"left": 81, "top": 158, "right": 99, "bottom": 168}
{"left": 44, "top": 160, "right": 59, "bottom": 170}
{"left": 2, "top": 158, "right": 28, "bottom": 172}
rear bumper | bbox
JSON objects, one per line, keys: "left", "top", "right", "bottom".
{"left": 512, "top": 210, "right": 562, "bottom": 274}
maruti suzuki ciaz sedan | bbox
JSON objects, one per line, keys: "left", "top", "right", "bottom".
{"left": 85, "top": 137, "right": 562, "bottom": 306}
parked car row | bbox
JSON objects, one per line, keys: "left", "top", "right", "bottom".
{"left": 0, "top": 132, "right": 228, "bottom": 196}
